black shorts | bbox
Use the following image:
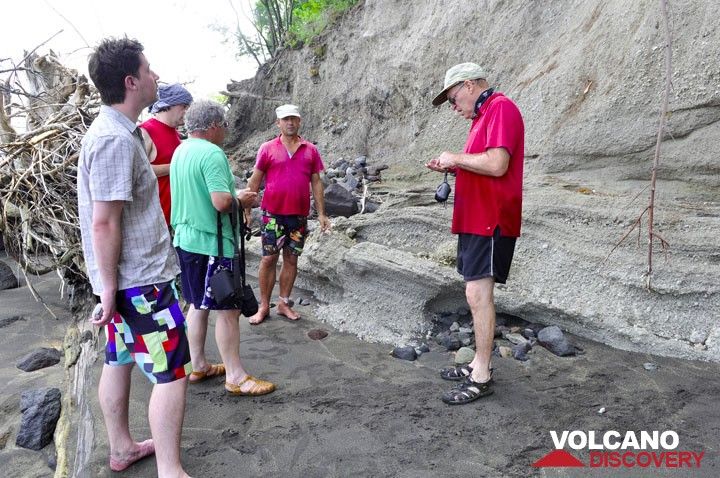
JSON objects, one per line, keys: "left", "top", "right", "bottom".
{"left": 456, "top": 228, "right": 516, "bottom": 283}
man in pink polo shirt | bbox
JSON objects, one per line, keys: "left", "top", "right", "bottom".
{"left": 426, "top": 63, "right": 525, "bottom": 405}
{"left": 245, "top": 104, "right": 331, "bottom": 325}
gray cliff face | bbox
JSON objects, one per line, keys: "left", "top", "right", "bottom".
{"left": 228, "top": 0, "right": 720, "bottom": 361}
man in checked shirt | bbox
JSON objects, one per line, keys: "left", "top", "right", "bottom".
{"left": 77, "top": 37, "right": 191, "bottom": 477}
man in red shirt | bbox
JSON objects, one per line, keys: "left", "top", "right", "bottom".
{"left": 139, "top": 83, "right": 193, "bottom": 225}
{"left": 245, "top": 104, "right": 331, "bottom": 324}
{"left": 427, "top": 63, "right": 525, "bottom": 405}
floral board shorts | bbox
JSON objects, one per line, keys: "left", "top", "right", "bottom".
{"left": 261, "top": 211, "right": 308, "bottom": 256}
{"left": 104, "top": 280, "right": 192, "bottom": 384}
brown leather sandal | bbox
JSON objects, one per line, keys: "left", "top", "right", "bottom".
{"left": 225, "top": 375, "right": 276, "bottom": 396}
{"left": 189, "top": 363, "right": 226, "bottom": 383}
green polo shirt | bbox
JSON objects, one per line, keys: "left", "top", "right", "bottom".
{"left": 170, "top": 138, "right": 235, "bottom": 258}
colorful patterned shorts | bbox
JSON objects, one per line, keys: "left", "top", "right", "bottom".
{"left": 104, "top": 280, "right": 192, "bottom": 384}
{"left": 261, "top": 212, "right": 308, "bottom": 256}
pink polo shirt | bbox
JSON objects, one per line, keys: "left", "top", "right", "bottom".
{"left": 255, "top": 136, "right": 325, "bottom": 216}
{"left": 452, "top": 93, "right": 525, "bottom": 237}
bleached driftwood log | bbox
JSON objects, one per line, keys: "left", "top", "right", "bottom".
{"left": 1, "top": 50, "right": 98, "bottom": 294}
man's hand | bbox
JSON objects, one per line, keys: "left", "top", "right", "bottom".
{"left": 436, "top": 152, "right": 458, "bottom": 170}
{"left": 426, "top": 152, "right": 457, "bottom": 172}
{"left": 90, "top": 289, "right": 117, "bottom": 327}
{"left": 425, "top": 157, "right": 445, "bottom": 172}
{"left": 237, "top": 189, "right": 258, "bottom": 208}
{"left": 318, "top": 213, "right": 331, "bottom": 232}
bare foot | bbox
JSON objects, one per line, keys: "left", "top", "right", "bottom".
{"left": 248, "top": 305, "right": 269, "bottom": 325}
{"left": 277, "top": 301, "right": 300, "bottom": 321}
{"left": 109, "top": 439, "right": 155, "bottom": 472}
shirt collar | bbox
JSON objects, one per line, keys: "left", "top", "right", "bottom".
{"left": 274, "top": 135, "right": 310, "bottom": 147}
{"left": 100, "top": 105, "right": 141, "bottom": 136}
{"left": 473, "top": 88, "right": 495, "bottom": 117}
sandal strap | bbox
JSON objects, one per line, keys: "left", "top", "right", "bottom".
{"left": 442, "top": 375, "right": 494, "bottom": 404}
{"left": 441, "top": 365, "right": 494, "bottom": 381}
{"left": 455, "top": 376, "right": 492, "bottom": 395}
{"left": 237, "top": 375, "right": 273, "bottom": 393}
{"left": 190, "top": 363, "right": 225, "bottom": 379}
{"left": 440, "top": 364, "right": 473, "bottom": 380}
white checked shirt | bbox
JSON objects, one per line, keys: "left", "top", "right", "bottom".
{"left": 77, "top": 105, "right": 179, "bottom": 294}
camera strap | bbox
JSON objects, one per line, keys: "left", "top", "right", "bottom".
{"left": 215, "top": 199, "right": 247, "bottom": 289}
{"left": 237, "top": 201, "right": 248, "bottom": 288}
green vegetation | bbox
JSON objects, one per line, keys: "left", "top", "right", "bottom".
{"left": 287, "top": 0, "right": 358, "bottom": 47}
{"left": 226, "top": 0, "right": 358, "bottom": 66}
{"left": 210, "top": 92, "right": 229, "bottom": 105}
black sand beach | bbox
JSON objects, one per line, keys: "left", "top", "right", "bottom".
{"left": 1, "top": 264, "right": 718, "bottom": 478}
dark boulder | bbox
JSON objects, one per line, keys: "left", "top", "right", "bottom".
{"left": 366, "top": 164, "right": 388, "bottom": 176}
{"left": 537, "top": 325, "right": 576, "bottom": 357}
{"left": 441, "top": 334, "right": 462, "bottom": 351}
{"left": 512, "top": 341, "right": 532, "bottom": 361}
{"left": 324, "top": 183, "right": 359, "bottom": 217}
{"left": 339, "top": 175, "right": 359, "bottom": 191}
{"left": 17, "top": 348, "right": 62, "bottom": 372}
{"left": 391, "top": 345, "right": 417, "bottom": 361}
{"left": 0, "top": 260, "right": 19, "bottom": 290}
{"left": 362, "top": 200, "right": 380, "bottom": 213}
{"left": 0, "top": 315, "right": 26, "bottom": 328}
{"left": 16, "top": 388, "right": 62, "bottom": 450}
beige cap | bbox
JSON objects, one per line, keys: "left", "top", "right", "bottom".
{"left": 276, "top": 104, "right": 301, "bottom": 119}
{"left": 432, "top": 62, "right": 487, "bottom": 106}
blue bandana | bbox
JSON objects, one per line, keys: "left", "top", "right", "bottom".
{"left": 149, "top": 83, "right": 193, "bottom": 113}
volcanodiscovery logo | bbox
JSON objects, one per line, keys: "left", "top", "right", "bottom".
{"left": 532, "top": 430, "right": 705, "bottom": 469}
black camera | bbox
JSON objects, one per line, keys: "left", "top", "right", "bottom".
{"left": 435, "top": 172, "right": 451, "bottom": 202}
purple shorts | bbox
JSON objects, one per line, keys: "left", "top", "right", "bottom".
{"left": 176, "top": 247, "right": 244, "bottom": 310}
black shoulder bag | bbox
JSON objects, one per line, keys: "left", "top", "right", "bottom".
{"left": 207, "top": 199, "right": 259, "bottom": 316}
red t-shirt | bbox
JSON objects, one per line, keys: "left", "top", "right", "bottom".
{"left": 139, "top": 118, "right": 181, "bottom": 225}
{"left": 255, "top": 136, "right": 325, "bottom": 216}
{"left": 452, "top": 93, "right": 525, "bottom": 237}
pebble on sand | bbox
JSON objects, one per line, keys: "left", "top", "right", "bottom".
{"left": 454, "top": 347, "right": 475, "bottom": 364}
{"left": 392, "top": 346, "right": 417, "bottom": 361}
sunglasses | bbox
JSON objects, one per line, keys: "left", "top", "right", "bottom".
{"left": 447, "top": 82, "right": 464, "bottom": 106}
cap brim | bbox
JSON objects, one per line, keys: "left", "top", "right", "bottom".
{"left": 277, "top": 114, "right": 301, "bottom": 119}
{"left": 432, "top": 86, "right": 452, "bottom": 106}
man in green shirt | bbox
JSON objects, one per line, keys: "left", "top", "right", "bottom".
{"left": 171, "top": 100, "right": 275, "bottom": 396}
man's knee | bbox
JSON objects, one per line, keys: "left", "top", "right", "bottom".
{"left": 465, "top": 278, "right": 494, "bottom": 309}
{"left": 215, "top": 309, "right": 240, "bottom": 322}
{"left": 260, "top": 254, "right": 279, "bottom": 267}
{"left": 282, "top": 249, "right": 299, "bottom": 266}
{"left": 152, "top": 376, "right": 188, "bottom": 397}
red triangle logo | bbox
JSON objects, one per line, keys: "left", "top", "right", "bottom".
{"left": 532, "top": 449, "right": 586, "bottom": 467}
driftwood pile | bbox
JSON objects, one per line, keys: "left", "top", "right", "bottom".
{"left": 0, "top": 51, "right": 98, "bottom": 297}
